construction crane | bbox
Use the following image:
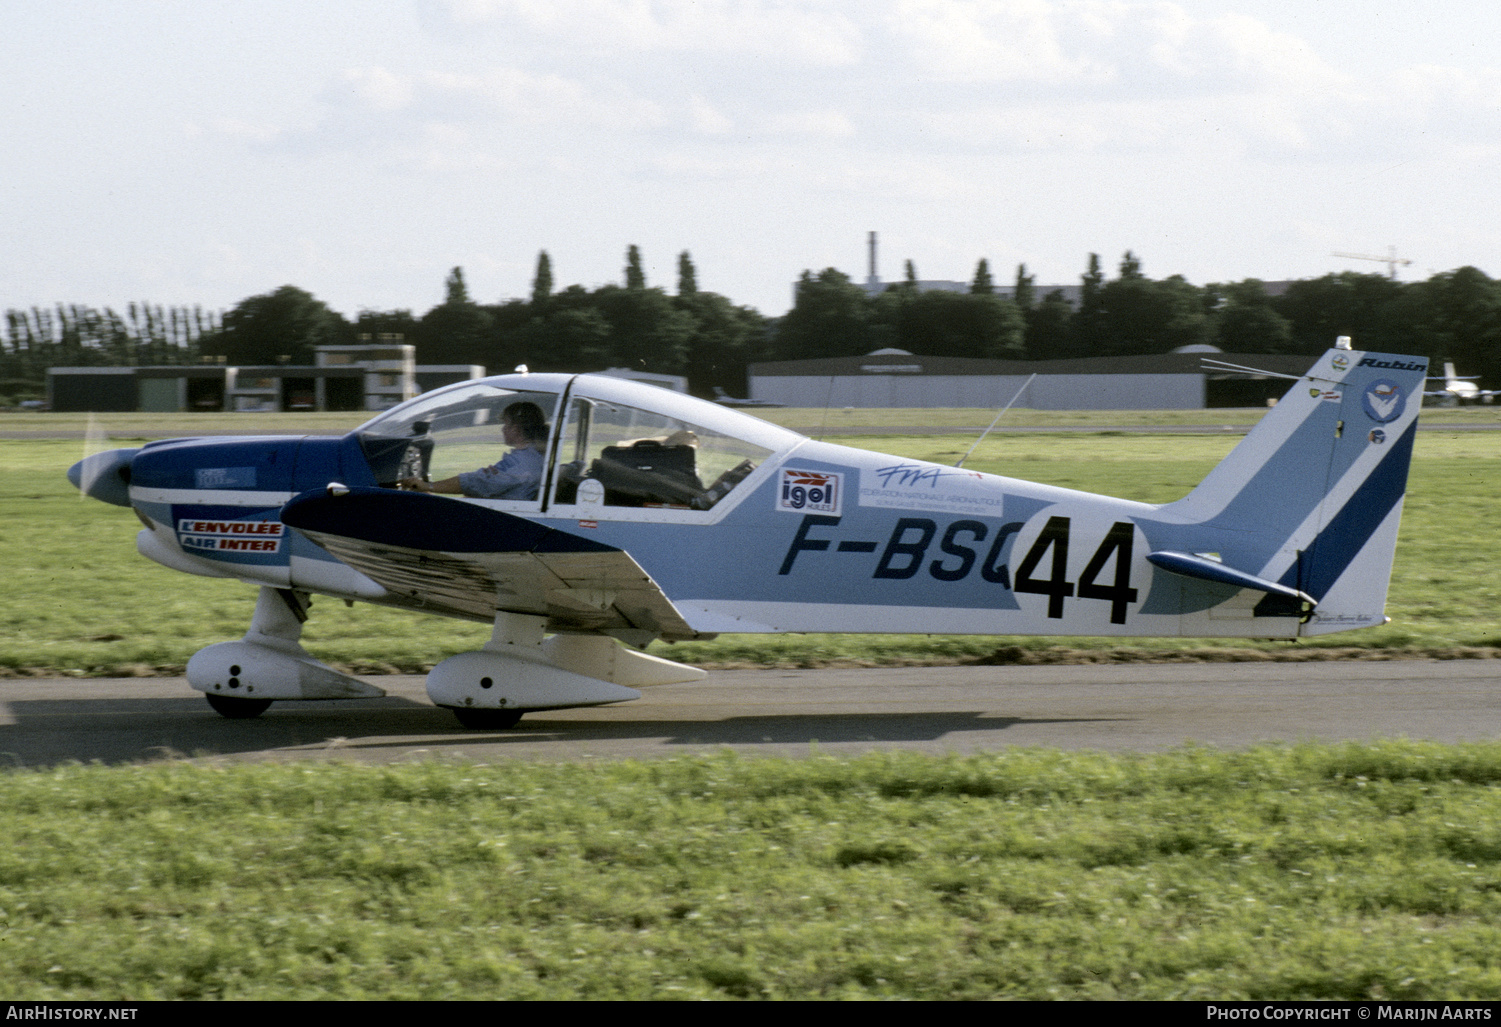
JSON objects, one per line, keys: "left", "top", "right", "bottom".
{"left": 1332, "top": 246, "right": 1413, "bottom": 279}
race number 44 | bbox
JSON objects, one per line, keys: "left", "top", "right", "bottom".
{"left": 1014, "top": 516, "right": 1138, "bottom": 624}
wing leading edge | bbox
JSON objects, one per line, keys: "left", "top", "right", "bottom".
{"left": 280, "top": 487, "right": 702, "bottom": 641}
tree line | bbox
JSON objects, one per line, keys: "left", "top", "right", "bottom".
{"left": 0, "top": 249, "right": 766, "bottom": 401}
{"left": 0, "top": 303, "right": 219, "bottom": 400}
{"left": 352, "top": 249, "right": 767, "bottom": 398}
{"left": 784, "top": 252, "right": 1501, "bottom": 386}
{"left": 5, "top": 248, "right": 1501, "bottom": 401}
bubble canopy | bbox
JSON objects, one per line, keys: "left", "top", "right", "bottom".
{"left": 355, "top": 372, "right": 804, "bottom": 511}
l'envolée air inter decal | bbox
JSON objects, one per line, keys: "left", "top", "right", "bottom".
{"left": 178, "top": 518, "right": 284, "bottom": 552}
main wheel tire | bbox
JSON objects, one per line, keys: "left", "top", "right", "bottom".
{"left": 451, "top": 707, "right": 524, "bottom": 730}
{"left": 205, "top": 693, "right": 273, "bottom": 719}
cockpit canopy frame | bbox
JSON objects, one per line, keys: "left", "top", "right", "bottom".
{"left": 354, "top": 373, "right": 804, "bottom": 514}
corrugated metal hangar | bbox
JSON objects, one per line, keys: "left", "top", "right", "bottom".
{"left": 47, "top": 343, "right": 482, "bottom": 413}
{"left": 747, "top": 350, "right": 1321, "bottom": 410}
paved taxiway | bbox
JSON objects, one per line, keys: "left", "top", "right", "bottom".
{"left": 2, "top": 660, "right": 1499, "bottom": 766}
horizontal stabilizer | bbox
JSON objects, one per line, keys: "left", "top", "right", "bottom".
{"left": 1147, "top": 550, "right": 1315, "bottom": 607}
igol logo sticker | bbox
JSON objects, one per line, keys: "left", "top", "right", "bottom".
{"left": 778, "top": 469, "right": 842, "bottom": 516}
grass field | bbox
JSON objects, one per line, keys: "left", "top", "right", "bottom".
{"left": 7, "top": 744, "right": 1501, "bottom": 999}
{"left": 1, "top": 412, "right": 1497, "bottom": 676}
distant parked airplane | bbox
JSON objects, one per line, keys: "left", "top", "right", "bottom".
{"left": 1425, "top": 362, "right": 1498, "bottom": 405}
{"left": 713, "top": 386, "right": 784, "bottom": 409}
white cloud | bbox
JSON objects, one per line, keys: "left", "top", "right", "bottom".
{"left": 433, "top": 0, "right": 863, "bottom": 65}
{"left": 1387, "top": 64, "right": 1501, "bottom": 127}
{"left": 337, "top": 67, "right": 416, "bottom": 112}
{"left": 328, "top": 65, "right": 667, "bottom": 131}
{"left": 924, "top": 92, "right": 1356, "bottom": 157}
{"left": 688, "top": 95, "right": 734, "bottom": 135}
{"left": 1136, "top": 8, "right": 1347, "bottom": 94}
{"left": 316, "top": 3, "right": 1501, "bottom": 167}
{"left": 884, "top": 0, "right": 1348, "bottom": 94}
{"left": 884, "top": 0, "right": 1109, "bottom": 85}
{"left": 188, "top": 118, "right": 282, "bottom": 143}
{"left": 864, "top": 2, "right": 1391, "bottom": 160}
{"left": 427, "top": 68, "right": 667, "bottom": 128}
{"left": 762, "top": 108, "right": 857, "bottom": 139}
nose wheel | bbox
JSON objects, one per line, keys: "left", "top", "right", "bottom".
{"left": 449, "top": 707, "right": 524, "bottom": 730}
{"left": 205, "top": 693, "right": 274, "bottom": 719}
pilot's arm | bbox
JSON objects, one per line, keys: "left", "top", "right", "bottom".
{"left": 401, "top": 475, "right": 463, "bottom": 494}
{"left": 401, "top": 447, "right": 543, "bottom": 499}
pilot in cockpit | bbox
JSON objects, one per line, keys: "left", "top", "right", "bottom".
{"left": 400, "top": 401, "right": 549, "bottom": 499}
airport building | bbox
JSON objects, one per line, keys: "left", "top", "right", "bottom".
{"left": 747, "top": 348, "right": 1321, "bottom": 410}
{"left": 47, "top": 339, "right": 483, "bottom": 413}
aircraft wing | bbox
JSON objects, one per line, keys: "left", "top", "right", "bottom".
{"left": 280, "top": 486, "right": 702, "bottom": 641}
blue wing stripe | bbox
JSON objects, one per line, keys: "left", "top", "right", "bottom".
{"left": 281, "top": 487, "right": 618, "bottom": 555}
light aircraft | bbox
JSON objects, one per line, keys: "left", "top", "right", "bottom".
{"left": 70, "top": 343, "right": 1427, "bottom": 729}
{"left": 712, "top": 386, "right": 784, "bottom": 409}
{"left": 1424, "top": 362, "right": 1497, "bottom": 405}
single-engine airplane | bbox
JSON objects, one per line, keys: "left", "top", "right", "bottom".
{"left": 70, "top": 343, "right": 1427, "bottom": 729}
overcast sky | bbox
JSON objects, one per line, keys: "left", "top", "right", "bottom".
{"left": 5, "top": 1, "right": 1501, "bottom": 320}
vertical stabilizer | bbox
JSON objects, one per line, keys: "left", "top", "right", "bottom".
{"left": 1156, "top": 347, "right": 1427, "bottom": 635}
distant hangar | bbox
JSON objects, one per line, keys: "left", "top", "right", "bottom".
{"left": 46, "top": 341, "right": 479, "bottom": 414}
{"left": 747, "top": 349, "right": 1321, "bottom": 410}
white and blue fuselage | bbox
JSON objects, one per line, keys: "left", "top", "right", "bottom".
{"left": 73, "top": 346, "right": 1428, "bottom": 724}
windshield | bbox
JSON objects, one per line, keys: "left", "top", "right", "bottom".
{"left": 357, "top": 382, "right": 561, "bottom": 492}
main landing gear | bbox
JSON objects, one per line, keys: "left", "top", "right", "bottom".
{"left": 189, "top": 594, "right": 706, "bottom": 730}
{"left": 448, "top": 707, "right": 525, "bottom": 730}
{"left": 204, "top": 693, "right": 274, "bottom": 719}
{"left": 425, "top": 612, "right": 706, "bottom": 730}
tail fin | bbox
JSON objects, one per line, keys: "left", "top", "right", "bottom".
{"left": 1160, "top": 347, "right": 1427, "bottom": 635}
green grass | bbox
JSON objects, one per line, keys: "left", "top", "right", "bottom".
{"left": 2, "top": 422, "right": 1498, "bottom": 675}
{"left": 6, "top": 744, "right": 1501, "bottom": 999}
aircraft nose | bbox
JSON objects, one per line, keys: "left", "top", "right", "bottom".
{"left": 68, "top": 448, "right": 139, "bottom": 507}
